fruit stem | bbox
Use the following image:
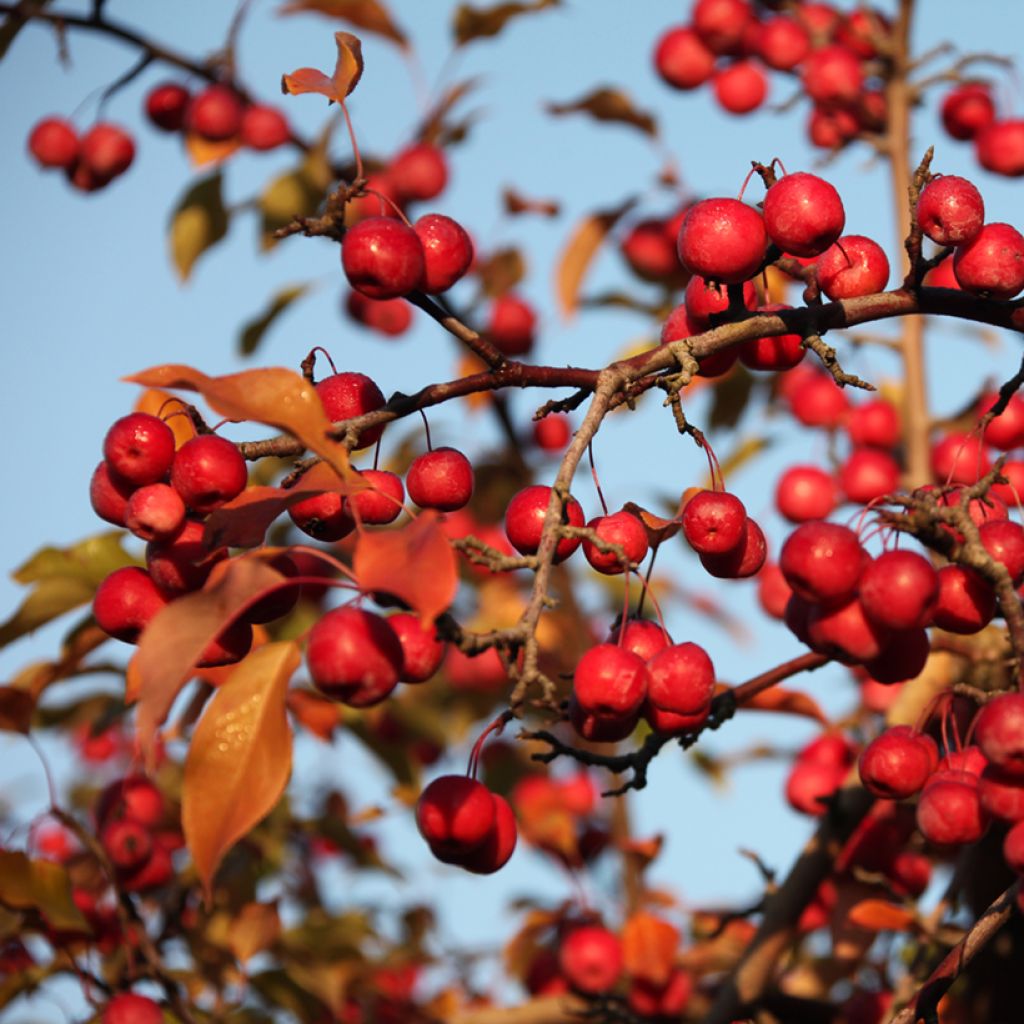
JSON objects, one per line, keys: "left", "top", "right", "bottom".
{"left": 587, "top": 441, "right": 609, "bottom": 516}
{"left": 466, "top": 710, "right": 514, "bottom": 778}
{"left": 419, "top": 408, "right": 433, "bottom": 452}
{"left": 339, "top": 99, "right": 363, "bottom": 183}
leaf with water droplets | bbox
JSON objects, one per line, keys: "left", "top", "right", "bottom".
{"left": 183, "top": 642, "right": 298, "bottom": 901}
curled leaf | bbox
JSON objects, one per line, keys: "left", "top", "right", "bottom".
{"left": 282, "top": 31, "right": 364, "bottom": 102}
{"left": 622, "top": 501, "right": 681, "bottom": 546}
{"left": 278, "top": 0, "right": 407, "bottom": 48}
{"left": 546, "top": 87, "right": 658, "bottom": 137}
{"left": 354, "top": 512, "right": 458, "bottom": 627}
{"left": 453, "top": 0, "right": 561, "bottom": 46}
{"left": 556, "top": 198, "right": 636, "bottom": 319}
{"left": 502, "top": 187, "right": 560, "bottom": 218}
{"left": 183, "top": 642, "right": 298, "bottom": 901}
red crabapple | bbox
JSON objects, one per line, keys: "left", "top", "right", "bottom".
{"left": 755, "top": 16, "right": 810, "bottom": 70}
{"left": 125, "top": 483, "right": 186, "bottom": 542}
{"left": 171, "top": 435, "right": 248, "bottom": 513}
{"left": 487, "top": 293, "right": 536, "bottom": 356}
{"left": 931, "top": 564, "right": 995, "bottom": 634}
{"left": 780, "top": 521, "right": 865, "bottom": 605}
{"left": 582, "top": 510, "right": 649, "bottom": 574}
{"left": 942, "top": 83, "right": 996, "bottom": 141}
{"left": 146, "top": 519, "right": 228, "bottom": 595}
{"left": 505, "top": 485, "right": 584, "bottom": 562}
{"left": 80, "top": 123, "right": 135, "bottom": 181}
{"left": 240, "top": 105, "right": 290, "bottom": 150}
{"left": 90, "top": 461, "right": 135, "bottom": 526}
{"left": 406, "top": 447, "right": 474, "bottom": 512}
{"left": 839, "top": 448, "right": 901, "bottom": 504}
{"left": 916, "top": 176, "right": 984, "bottom": 246}
{"left": 802, "top": 45, "right": 863, "bottom": 106}
{"left": 145, "top": 83, "right": 190, "bottom": 132}
{"left": 692, "top": 0, "right": 753, "bottom": 54}
{"left": 712, "top": 61, "right": 768, "bottom": 115}
{"left": 653, "top": 27, "right": 715, "bottom": 90}
{"left": 859, "top": 550, "right": 938, "bottom": 630}
{"left": 389, "top": 613, "right": 447, "bottom": 683}
{"left": 816, "top": 235, "right": 890, "bottom": 299}
{"left": 953, "top": 222, "right": 1024, "bottom": 299}
{"left": 346, "top": 469, "right": 404, "bottom": 525}
{"left": 316, "top": 370, "right": 387, "bottom": 450}
{"left": 103, "top": 993, "right": 163, "bottom": 1024}
{"left": 389, "top": 142, "right": 448, "bottom": 202}
{"left": 103, "top": 412, "right": 176, "bottom": 487}
{"left": 415, "top": 213, "right": 474, "bottom": 293}
{"left": 93, "top": 567, "right": 169, "bottom": 643}
{"left": 776, "top": 466, "right": 837, "bottom": 523}
{"left": 677, "top": 198, "right": 767, "bottom": 283}
{"left": 699, "top": 517, "right": 767, "bottom": 578}
{"left": 342, "top": 216, "right": 425, "bottom": 299}
{"left": 763, "top": 172, "right": 845, "bottom": 258}
{"left": 345, "top": 290, "right": 412, "bottom": 336}
{"left": 559, "top": 925, "right": 623, "bottom": 995}
{"left": 975, "top": 120, "right": 1024, "bottom": 177}
{"left": 416, "top": 775, "right": 495, "bottom": 859}
{"left": 28, "top": 117, "right": 79, "bottom": 169}
{"left": 186, "top": 85, "right": 243, "bottom": 140}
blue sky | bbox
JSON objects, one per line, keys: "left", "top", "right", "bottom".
{"left": 1, "top": 0, "right": 1024, "bottom": 1014}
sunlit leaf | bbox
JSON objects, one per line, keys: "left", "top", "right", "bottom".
{"left": 239, "top": 284, "right": 311, "bottom": 356}
{"left": 184, "top": 134, "right": 242, "bottom": 168}
{"left": 169, "top": 171, "right": 228, "bottom": 282}
{"left": 734, "top": 685, "right": 828, "bottom": 724}
{"left": 278, "top": 0, "right": 407, "bottom": 47}
{"left": 229, "top": 901, "right": 282, "bottom": 962}
{"left": 282, "top": 31, "right": 364, "bottom": 102}
{"left": 0, "top": 851, "right": 88, "bottom": 932}
{"left": 134, "top": 558, "right": 287, "bottom": 766}
{"left": 123, "top": 364, "right": 358, "bottom": 483}
{"left": 846, "top": 898, "right": 916, "bottom": 933}
{"left": 453, "top": 0, "right": 561, "bottom": 46}
{"left": 622, "top": 911, "right": 679, "bottom": 986}
{"left": 133, "top": 389, "right": 197, "bottom": 448}
{"left": 547, "top": 87, "right": 658, "bottom": 136}
{"left": 556, "top": 198, "right": 636, "bottom": 319}
{"left": 287, "top": 688, "right": 340, "bottom": 742}
{"left": 353, "top": 512, "right": 458, "bottom": 626}
{"left": 183, "top": 642, "right": 298, "bottom": 901}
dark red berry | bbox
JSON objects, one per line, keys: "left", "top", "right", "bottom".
{"left": 505, "top": 485, "right": 584, "bottom": 563}
{"left": 171, "top": 435, "right": 248, "bottom": 513}
{"left": 415, "top": 213, "right": 474, "bottom": 293}
{"left": 406, "top": 447, "right": 474, "bottom": 512}
{"left": 342, "top": 216, "right": 425, "bottom": 300}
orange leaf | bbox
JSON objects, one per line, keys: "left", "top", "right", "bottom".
{"left": 122, "top": 365, "right": 357, "bottom": 484}
{"left": 287, "top": 688, "right": 340, "bottom": 742}
{"left": 184, "top": 133, "right": 242, "bottom": 167}
{"left": 282, "top": 32, "right": 364, "bottom": 103}
{"left": 183, "top": 642, "right": 298, "bottom": 902}
{"left": 134, "top": 557, "right": 287, "bottom": 767}
{"left": 735, "top": 685, "right": 828, "bottom": 724}
{"left": 846, "top": 899, "right": 916, "bottom": 933}
{"left": 621, "top": 501, "right": 680, "bottom": 546}
{"left": 277, "top": 0, "right": 408, "bottom": 49}
{"left": 196, "top": 625, "right": 270, "bottom": 688}
{"left": 353, "top": 512, "right": 457, "bottom": 627}
{"left": 556, "top": 198, "right": 636, "bottom": 319}
{"left": 133, "top": 389, "right": 196, "bottom": 449}
{"left": 622, "top": 911, "right": 680, "bottom": 986}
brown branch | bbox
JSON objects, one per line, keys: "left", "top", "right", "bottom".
{"left": 886, "top": 881, "right": 1020, "bottom": 1024}
{"left": 406, "top": 292, "right": 507, "bottom": 369}
{"left": 450, "top": 995, "right": 585, "bottom": 1024}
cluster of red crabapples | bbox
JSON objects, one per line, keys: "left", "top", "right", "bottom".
{"left": 653, "top": 0, "right": 1024, "bottom": 175}
{"left": 27, "top": 81, "right": 291, "bottom": 193}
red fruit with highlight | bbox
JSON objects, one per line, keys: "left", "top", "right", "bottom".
{"left": 306, "top": 606, "right": 403, "bottom": 707}
{"left": 979, "top": 391, "right": 1024, "bottom": 450}
{"left": 316, "top": 370, "right": 387, "bottom": 450}
{"left": 416, "top": 775, "right": 496, "bottom": 859}
{"left": 953, "top": 222, "right": 1024, "bottom": 299}
{"left": 288, "top": 490, "right": 354, "bottom": 542}
{"left": 533, "top": 414, "right": 571, "bottom": 452}
{"left": 104, "top": 413, "right": 176, "bottom": 487}
{"left": 677, "top": 198, "right": 767, "bottom": 283}
{"left": 699, "top": 517, "right": 766, "bottom": 578}
{"left": 389, "top": 142, "right": 448, "bottom": 202}
{"left": 171, "top": 434, "right": 247, "bottom": 513}
{"left": 712, "top": 60, "right": 767, "bottom": 115}
{"left": 975, "top": 120, "right": 1024, "bottom": 177}
{"left": 646, "top": 642, "right": 715, "bottom": 717}
{"left": 406, "top": 447, "right": 474, "bottom": 512}
{"left": 974, "top": 694, "right": 1024, "bottom": 777}
{"left": 682, "top": 490, "right": 747, "bottom": 555}
{"left": 942, "top": 83, "right": 995, "bottom": 141}
{"left": 816, "top": 235, "right": 890, "bottom": 299}
{"left": 487, "top": 293, "right": 536, "bottom": 356}
{"left": 775, "top": 465, "right": 837, "bottom": 523}
{"left": 101, "top": 819, "right": 153, "bottom": 872}
{"left": 802, "top": 45, "right": 863, "bottom": 105}
{"left": 573, "top": 644, "right": 649, "bottom": 721}
{"left": 96, "top": 775, "right": 165, "bottom": 828}
{"left": 620, "top": 218, "right": 683, "bottom": 282}
{"left": 80, "top": 123, "right": 134, "bottom": 181}
{"left": 607, "top": 619, "right": 672, "bottom": 661}
{"left": 859, "top": 550, "right": 937, "bottom": 630}
{"left": 104, "top": 993, "right": 163, "bottom": 1024}
{"left": 979, "top": 519, "right": 1024, "bottom": 585}
{"left": 342, "top": 216, "right": 425, "bottom": 300}
{"left": 932, "top": 564, "right": 995, "bottom": 633}
{"left": 916, "top": 175, "right": 984, "bottom": 246}
{"left": 740, "top": 304, "right": 805, "bottom": 371}
{"left": 683, "top": 275, "right": 756, "bottom": 329}
{"left": 779, "top": 521, "right": 865, "bottom": 605}
{"left": 582, "top": 510, "right": 649, "bottom": 574}
{"left": 28, "top": 117, "right": 78, "bottom": 169}
{"left": 345, "top": 290, "right": 412, "bottom": 337}
{"left": 459, "top": 794, "right": 517, "bottom": 874}
{"left": 930, "top": 431, "right": 990, "bottom": 485}
{"left": 559, "top": 925, "right": 623, "bottom": 995}
{"left": 847, "top": 399, "right": 900, "bottom": 448}
{"left": 858, "top": 726, "right": 937, "bottom": 799}
{"left": 347, "top": 470, "right": 404, "bottom": 525}
{"left": 125, "top": 483, "right": 186, "bottom": 542}
{"left": 93, "top": 567, "right": 169, "bottom": 643}
{"left": 755, "top": 16, "right": 810, "bottom": 69}
{"left": 415, "top": 213, "right": 474, "bottom": 293}
{"left": 785, "top": 368, "right": 849, "bottom": 427}
{"left": 389, "top": 613, "right": 446, "bottom": 683}
{"left": 90, "top": 461, "right": 135, "bottom": 526}
{"left": 917, "top": 771, "right": 988, "bottom": 845}
{"left": 839, "top": 447, "right": 901, "bottom": 504}
{"left": 505, "top": 485, "right": 584, "bottom": 562}
{"left": 763, "top": 172, "right": 845, "bottom": 258}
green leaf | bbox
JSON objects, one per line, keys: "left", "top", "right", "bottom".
{"left": 170, "top": 171, "right": 229, "bottom": 281}
{"left": 14, "top": 532, "right": 135, "bottom": 587}
{"left": 239, "top": 284, "right": 311, "bottom": 356}
{"left": 0, "top": 851, "right": 89, "bottom": 932}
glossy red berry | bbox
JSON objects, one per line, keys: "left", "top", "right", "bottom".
{"left": 863, "top": 627, "right": 931, "bottom": 684}
{"left": 653, "top": 27, "right": 715, "bottom": 90}
{"left": 306, "top": 606, "right": 403, "bottom": 707}
{"left": 682, "top": 490, "right": 747, "bottom": 555}
{"left": 103, "top": 993, "right": 163, "bottom": 1024}
{"left": 931, "top": 432, "right": 991, "bottom": 485}
{"left": 979, "top": 765, "right": 1024, "bottom": 821}
{"left": 974, "top": 694, "right": 1024, "bottom": 777}
{"left": 839, "top": 448, "right": 901, "bottom": 504}
{"left": 763, "top": 173, "right": 846, "bottom": 258}
{"left": 677, "top": 198, "right": 767, "bottom": 284}
{"left": 573, "top": 644, "right": 649, "bottom": 721}
{"left": 816, "top": 235, "right": 890, "bottom": 299}
{"left": 916, "top": 176, "right": 984, "bottom": 247}
{"left": 582, "top": 510, "right": 649, "bottom": 574}
{"left": 125, "top": 483, "right": 186, "bottom": 542}
{"left": 414, "top": 213, "right": 474, "bottom": 293}
{"left": 104, "top": 413, "right": 176, "bottom": 487}
{"left": 171, "top": 435, "right": 248, "bottom": 513}
{"left": 559, "top": 925, "right": 623, "bottom": 995}
{"left": 783, "top": 367, "right": 850, "bottom": 427}
{"left": 776, "top": 466, "right": 837, "bottom": 523}
{"left": 186, "top": 85, "right": 243, "bottom": 140}
{"left": 975, "top": 120, "right": 1024, "bottom": 177}
{"left": 806, "top": 596, "right": 891, "bottom": 664}
{"left": 808, "top": 104, "right": 860, "bottom": 149}
{"left": 979, "top": 519, "right": 1024, "bottom": 585}
{"left": 316, "top": 371, "right": 387, "bottom": 450}
{"left": 858, "top": 726, "right": 937, "bottom": 799}
{"left": 342, "top": 216, "right": 425, "bottom": 300}
{"left": 389, "top": 613, "right": 446, "bottom": 683}
{"left": 620, "top": 218, "right": 684, "bottom": 282}
{"left": 93, "top": 567, "right": 169, "bottom": 643}
{"left": 941, "top": 83, "right": 996, "bottom": 141}
{"left": 80, "top": 123, "right": 135, "bottom": 181}
{"left": 979, "top": 391, "right": 1024, "bottom": 450}
{"left": 740, "top": 304, "right": 805, "bottom": 371}
{"left": 646, "top": 642, "right": 715, "bottom": 720}
{"left": 347, "top": 469, "right": 404, "bottom": 525}
{"left": 847, "top": 399, "right": 900, "bottom": 448}
{"left": 487, "top": 293, "right": 536, "bottom": 356}
{"left": 240, "top": 104, "right": 290, "bottom": 150}
{"left": 758, "top": 562, "right": 793, "bottom": 619}
{"left": 28, "top": 117, "right": 79, "bottom": 169}
{"left": 96, "top": 775, "right": 165, "bottom": 828}
{"left": 953, "top": 222, "right": 1024, "bottom": 300}
{"left": 145, "top": 83, "right": 190, "bottom": 131}
{"left": 416, "top": 775, "right": 496, "bottom": 859}
{"left": 916, "top": 771, "right": 988, "bottom": 845}
{"left": 389, "top": 142, "right": 448, "bottom": 202}
{"left": 287, "top": 489, "right": 354, "bottom": 542}
{"left": 859, "top": 550, "right": 938, "bottom": 631}
{"left": 780, "top": 521, "right": 865, "bottom": 605}
{"left": 683, "top": 275, "right": 756, "bottom": 328}
{"left": 931, "top": 564, "right": 995, "bottom": 634}
{"left": 692, "top": 0, "right": 753, "bottom": 53}
{"left": 802, "top": 45, "right": 863, "bottom": 106}
{"left": 607, "top": 618, "right": 672, "bottom": 661}
{"left": 699, "top": 517, "right": 767, "bottom": 578}
{"left": 406, "top": 447, "right": 474, "bottom": 512}
{"left": 505, "top": 485, "right": 584, "bottom": 563}
{"left": 459, "top": 793, "right": 517, "bottom": 874}
{"left": 90, "top": 461, "right": 135, "bottom": 526}
{"left": 628, "top": 969, "right": 693, "bottom": 1018}
{"left": 712, "top": 60, "right": 768, "bottom": 115}
{"left": 101, "top": 818, "right": 153, "bottom": 872}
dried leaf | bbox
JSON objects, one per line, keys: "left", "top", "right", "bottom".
{"left": 239, "top": 284, "right": 310, "bottom": 356}
{"left": 278, "top": 0, "right": 407, "bottom": 47}
{"left": 476, "top": 246, "right": 525, "bottom": 298}
{"left": 503, "top": 187, "right": 560, "bottom": 218}
{"left": 169, "top": 171, "right": 228, "bottom": 281}
{"left": 183, "top": 642, "right": 298, "bottom": 901}
{"left": 418, "top": 78, "right": 481, "bottom": 146}
{"left": 453, "top": 0, "right": 560, "bottom": 46}
{"left": 546, "top": 87, "right": 658, "bottom": 137}
{"left": 122, "top": 365, "right": 357, "bottom": 483}
{"left": 734, "top": 685, "right": 828, "bottom": 724}
{"left": 621, "top": 501, "right": 681, "bottom": 546}
{"left": 0, "top": 851, "right": 89, "bottom": 932}
{"left": 354, "top": 512, "right": 458, "bottom": 627}
{"left": 0, "top": 687, "right": 34, "bottom": 734}
{"left": 282, "top": 31, "right": 364, "bottom": 102}
{"left": 622, "top": 911, "right": 679, "bottom": 987}
{"left": 134, "top": 558, "right": 287, "bottom": 766}
{"left": 229, "top": 901, "right": 282, "bottom": 962}
{"left": 556, "top": 198, "right": 636, "bottom": 319}
{"left": 846, "top": 898, "right": 916, "bottom": 933}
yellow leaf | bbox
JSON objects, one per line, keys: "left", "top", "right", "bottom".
{"left": 169, "top": 171, "right": 228, "bottom": 282}
{"left": 184, "top": 133, "right": 242, "bottom": 168}
{"left": 556, "top": 198, "right": 636, "bottom": 319}
{"left": 122, "top": 365, "right": 357, "bottom": 483}
{"left": 228, "top": 901, "right": 282, "bottom": 962}
{"left": 183, "top": 642, "right": 298, "bottom": 901}
{"left": 0, "top": 851, "right": 89, "bottom": 932}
